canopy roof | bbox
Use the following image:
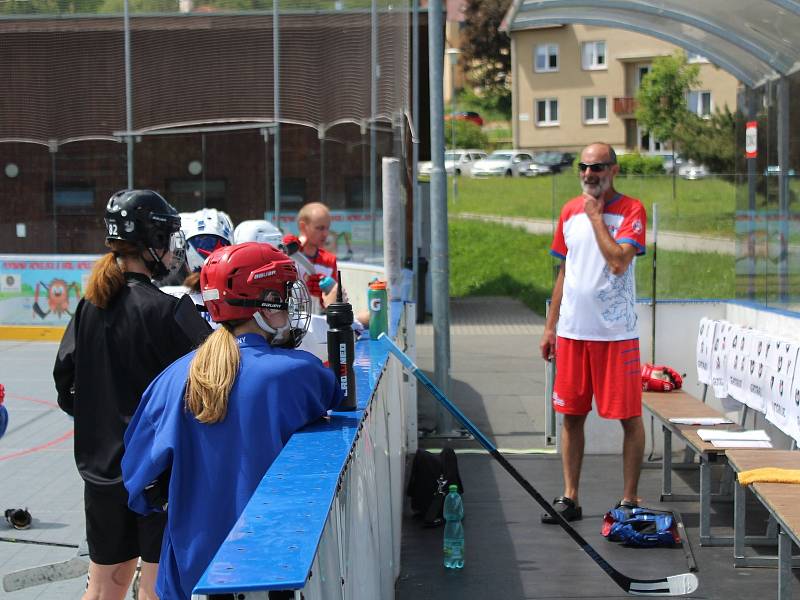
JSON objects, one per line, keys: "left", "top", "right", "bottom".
{"left": 503, "top": 0, "right": 800, "bottom": 87}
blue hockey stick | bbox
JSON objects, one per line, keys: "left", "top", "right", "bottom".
{"left": 378, "top": 333, "right": 698, "bottom": 597}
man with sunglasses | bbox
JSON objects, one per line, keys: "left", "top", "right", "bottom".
{"left": 539, "top": 142, "right": 647, "bottom": 524}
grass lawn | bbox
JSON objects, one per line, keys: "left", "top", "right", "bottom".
{"left": 450, "top": 219, "right": 735, "bottom": 316}
{"left": 447, "top": 172, "right": 742, "bottom": 237}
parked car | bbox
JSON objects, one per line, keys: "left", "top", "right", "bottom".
{"left": 524, "top": 151, "right": 568, "bottom": 177}
{"left": 678, "top": 160, "right": 708, "bottom": 180}
{"left": 471, "top": 150, "right": 535, "bottom": 177}
{"left": 765, "top": 165, "right": 797, "bottom": 177}
{"left": 445, "top": 111, "right": 484, "bottom": 127}
{"left": 417, "top": 149, "right": 487, "bottom": 177}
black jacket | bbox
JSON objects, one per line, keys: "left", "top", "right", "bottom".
{"left": 53, "top": 272, "right": 210, "bottom": 486}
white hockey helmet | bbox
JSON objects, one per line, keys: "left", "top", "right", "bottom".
{"left": 180, "top": 208, "right": 234, "bottom": 272}
{"left": 233, "top": 219, "right": 283, "bottom": 248}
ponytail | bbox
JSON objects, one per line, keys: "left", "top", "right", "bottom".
{"left": 84, "top": 251, "right": 125, "bottom": 309}
{"left": 185, "top": 326, "right": 240, "bottom": 424}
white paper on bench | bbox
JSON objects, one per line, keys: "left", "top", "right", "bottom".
{"left": 697, "top": 429, "right": 771, "bottom": 442}
{"left": 710, "top": 440, "right": 773, "bottom": 449}
{"left": 668, "top": 417, "right": 734, "bottom": 425}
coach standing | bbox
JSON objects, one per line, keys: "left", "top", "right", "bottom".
{"left": 539, "top": 142, "right": 647, "bottom": 524}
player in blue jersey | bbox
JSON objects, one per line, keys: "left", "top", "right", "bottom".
{"left": 122, "top": 242, "right": 342, "bottom": 600}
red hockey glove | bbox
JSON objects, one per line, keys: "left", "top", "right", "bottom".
{"left": 281, "top": 234, "right": 302, "bottom": 256}
{"left": 305, "top": 273, "right": 323, "bottom": 298}
{"left": 641, "top": 363, "right": 683, "bottom": 392}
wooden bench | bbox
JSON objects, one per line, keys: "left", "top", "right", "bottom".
{"left": 643, "top": 390, "right": 744, "bottom": 546}
{"left": 727, "top": 450, "right": 800, "bottom": 599}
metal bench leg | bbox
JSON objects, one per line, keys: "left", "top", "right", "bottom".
{"left": 734, "top": 479, "right": 746, "bottom": 562}
{"left": 778, "top": 528, "right": 792, "bottom": 600}
{"left": 661, "top": 426, "right": 672, "bottom": 498}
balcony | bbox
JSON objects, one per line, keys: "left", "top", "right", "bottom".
{"left": 614, "top": 96, "right": 637, "bottom": 116}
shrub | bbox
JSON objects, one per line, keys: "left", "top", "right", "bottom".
{"left": 445, "top": 120, "right": 489, "bottom": 150}
{"left": 617, "top": 153, "right": 665, "bottom": 175}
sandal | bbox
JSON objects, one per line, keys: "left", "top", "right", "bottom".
{"left": 541, "top": 496, "right": 582, "bottom": 524}
{"left": 615, "top": 499, "right": 639, "bottom": 509}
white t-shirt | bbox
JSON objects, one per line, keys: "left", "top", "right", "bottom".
{"left": 551, "top": 193, "right": 646, "bottom": 341}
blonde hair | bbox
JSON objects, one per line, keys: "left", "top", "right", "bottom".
{"left": 183, "top": 271, "right": 201, "bottom": 292}
{"left": 184, "top": 325, "right": 241, "bottom": 424}
{"left": 84, "top": 240, "right": 140, "bottom": 309}
{"left": 297, "top": 201, "right": 330, "bottom": 226}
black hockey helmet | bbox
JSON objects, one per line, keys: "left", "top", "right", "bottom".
{"left": 104, "top": 189, "right": 181, "bottom": 249}
{"left": 104, "top": 190, "right": 185, "bottom": 280}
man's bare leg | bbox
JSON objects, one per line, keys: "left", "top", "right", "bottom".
{"left": 621, "top": 415, "right": 645, "bottom": 503}
{"left": 561, "top": 413, "right": 587, "bottom": 505}
{"left": 82, "top": 559, "right": 138, "bottom": 600}
{"left": 137, "top": 561, "right": 159, "bottom": 600}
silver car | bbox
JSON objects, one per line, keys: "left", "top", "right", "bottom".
{"left": 418, "top": 149, "right": 488, "bottom": 177}
{"left": 471, "top": 150, "right": 535, "bottom": 177}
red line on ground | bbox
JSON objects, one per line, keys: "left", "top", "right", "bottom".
{"left": 0, "top": 430, "right": 74, "bottom": 462}
{"left": 6, "top": 393, "right": 60, "bottom": 409}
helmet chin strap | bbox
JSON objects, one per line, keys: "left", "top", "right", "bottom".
{"left": 253, "top": 310, "right": 291, "bottom": 345}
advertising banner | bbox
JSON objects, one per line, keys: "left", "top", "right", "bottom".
{"left": 0, "top": 255, "right": 99, "bottom": 326}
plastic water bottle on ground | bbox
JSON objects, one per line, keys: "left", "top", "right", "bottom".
{"left": 443, "top": 484, "right": 464, "bottom": 569}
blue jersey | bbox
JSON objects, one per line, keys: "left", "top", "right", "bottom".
{"left": 122, "top": 333, "right": 342, "bottom": 600}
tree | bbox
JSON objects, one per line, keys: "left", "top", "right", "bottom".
{"left": 461, "top": 0, "right": 512, "bottom": 117}
{"left": 636, "top": 52, "right": 700, "bottom": 197}
{"left": 635, "top": 52, "right": 700, "bottom": 148}
{"left": 675, "top": 106, "right": 738, "bottom": 175}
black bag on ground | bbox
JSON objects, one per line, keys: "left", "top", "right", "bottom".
{"left": 407, "top": 447, "right": 464, "bottom": 527}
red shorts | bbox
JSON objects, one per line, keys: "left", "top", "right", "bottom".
{"left": 553, "top": 336, "right": 642, "bottom": 419}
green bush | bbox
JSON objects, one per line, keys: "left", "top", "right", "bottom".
{"left": 616, "top": 153, "right": 665, "bottom": 175}
{"left": 445, "top": 120, "right": 489, "bottom": 150}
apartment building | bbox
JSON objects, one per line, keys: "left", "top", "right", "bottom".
{"left": 508, "top": 24, "right": 741, "bottom": 153}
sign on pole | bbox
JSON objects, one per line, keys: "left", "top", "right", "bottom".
{"left": 745, "top": 121, "right": 758, "bottom": 158}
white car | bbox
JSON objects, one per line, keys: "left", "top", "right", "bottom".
{"left": 418, "top": 149, "right": 488, "bottom": 177}
{"left": 678, "top": 161, "right": 708, "bottom": 180}
{"left": 470, "top": 150, "right": 535, "bottom": 177}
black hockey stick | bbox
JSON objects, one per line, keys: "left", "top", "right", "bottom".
{"left": 0, "top": 536, "right": 78, "bottom": 549}
{"left": 378, "top": 334, "right": 699, "bottom": 596}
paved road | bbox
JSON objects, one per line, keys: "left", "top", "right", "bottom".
{"left": 459, "top": 212, "right": 736, "bottom": 254}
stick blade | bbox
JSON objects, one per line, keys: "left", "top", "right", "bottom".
{"left": 2, "top": 556, "right": 89, "bottom": 592}
{"left": 628, "top": 573, "right": 699, "bottom": 596}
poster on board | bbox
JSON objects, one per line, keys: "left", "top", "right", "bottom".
{"left": 0, "top": 255, "right": 99, "bottom": 326}
{"left": 696, "top": 318, "right": 716, "bottom": 385}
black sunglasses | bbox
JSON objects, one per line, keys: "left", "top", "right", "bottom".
{"left": 578, "top": 162, "right": 614, "bottom": 172}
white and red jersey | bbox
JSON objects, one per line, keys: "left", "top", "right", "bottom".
{"left": 551, "top": 192, "right": 646, "bottom": 341}
{"left": 308, "top": 246, "right": 338, "bottom": 280}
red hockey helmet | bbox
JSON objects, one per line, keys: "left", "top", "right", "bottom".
{"left": 200, "top": 243, "right": 311, "bottom": 340}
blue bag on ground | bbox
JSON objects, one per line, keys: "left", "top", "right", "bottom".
{"left": 601, "top": 506, "right": 680, "bottom": 547}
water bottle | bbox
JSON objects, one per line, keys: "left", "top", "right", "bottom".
{"left": 443, "top": 484, "right": 464, "bottom": 569}
{"left": 367, "top": 279, "right": 388, "bottom": 340}
{"left": 327, "top": 271, "right": 357, "bottom": 411}
{"left": 319, "top": 275, "right": 336, "bottom": 295}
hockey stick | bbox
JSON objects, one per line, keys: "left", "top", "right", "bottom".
{"left": 378, "top": 334, "right": 699, "bottom": 596}
{"left": 3, "top": 556, "right": 89, "bottom": 592}
{"left": 0, "top": 536, "right": 78, "bottom": 549}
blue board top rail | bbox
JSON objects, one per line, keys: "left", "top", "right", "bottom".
{"left": 193, "top": 303, "right": 400, "bottom": 595}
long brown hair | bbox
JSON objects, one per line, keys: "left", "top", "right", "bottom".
{"left": 84, "top": 240, "right": 141, "bottom": 309}
{"left": 184, "top": 324, "right": 241, "bottom": 424}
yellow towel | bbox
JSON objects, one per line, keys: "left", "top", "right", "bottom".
{"left": 738, "top": 467, "right": 800, "bottom": 486}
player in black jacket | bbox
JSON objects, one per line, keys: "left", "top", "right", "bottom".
{"left": 53, "top": 190, "right": 210, "bottom": 600}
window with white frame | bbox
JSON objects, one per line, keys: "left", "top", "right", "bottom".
{"left": 581, "top": 41, "right": 607, "bottom": 70}
{"left": 687, "top": 90, "right": 712, "bottom": 117}
{"left": 535, "top": 44, "right": 559, "bottom": 72}
{"left": 583, "top": 96, "right": 608, "bottom": 124}
{"left": 535, "top": 99, "right": 559, "bottom": 126}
